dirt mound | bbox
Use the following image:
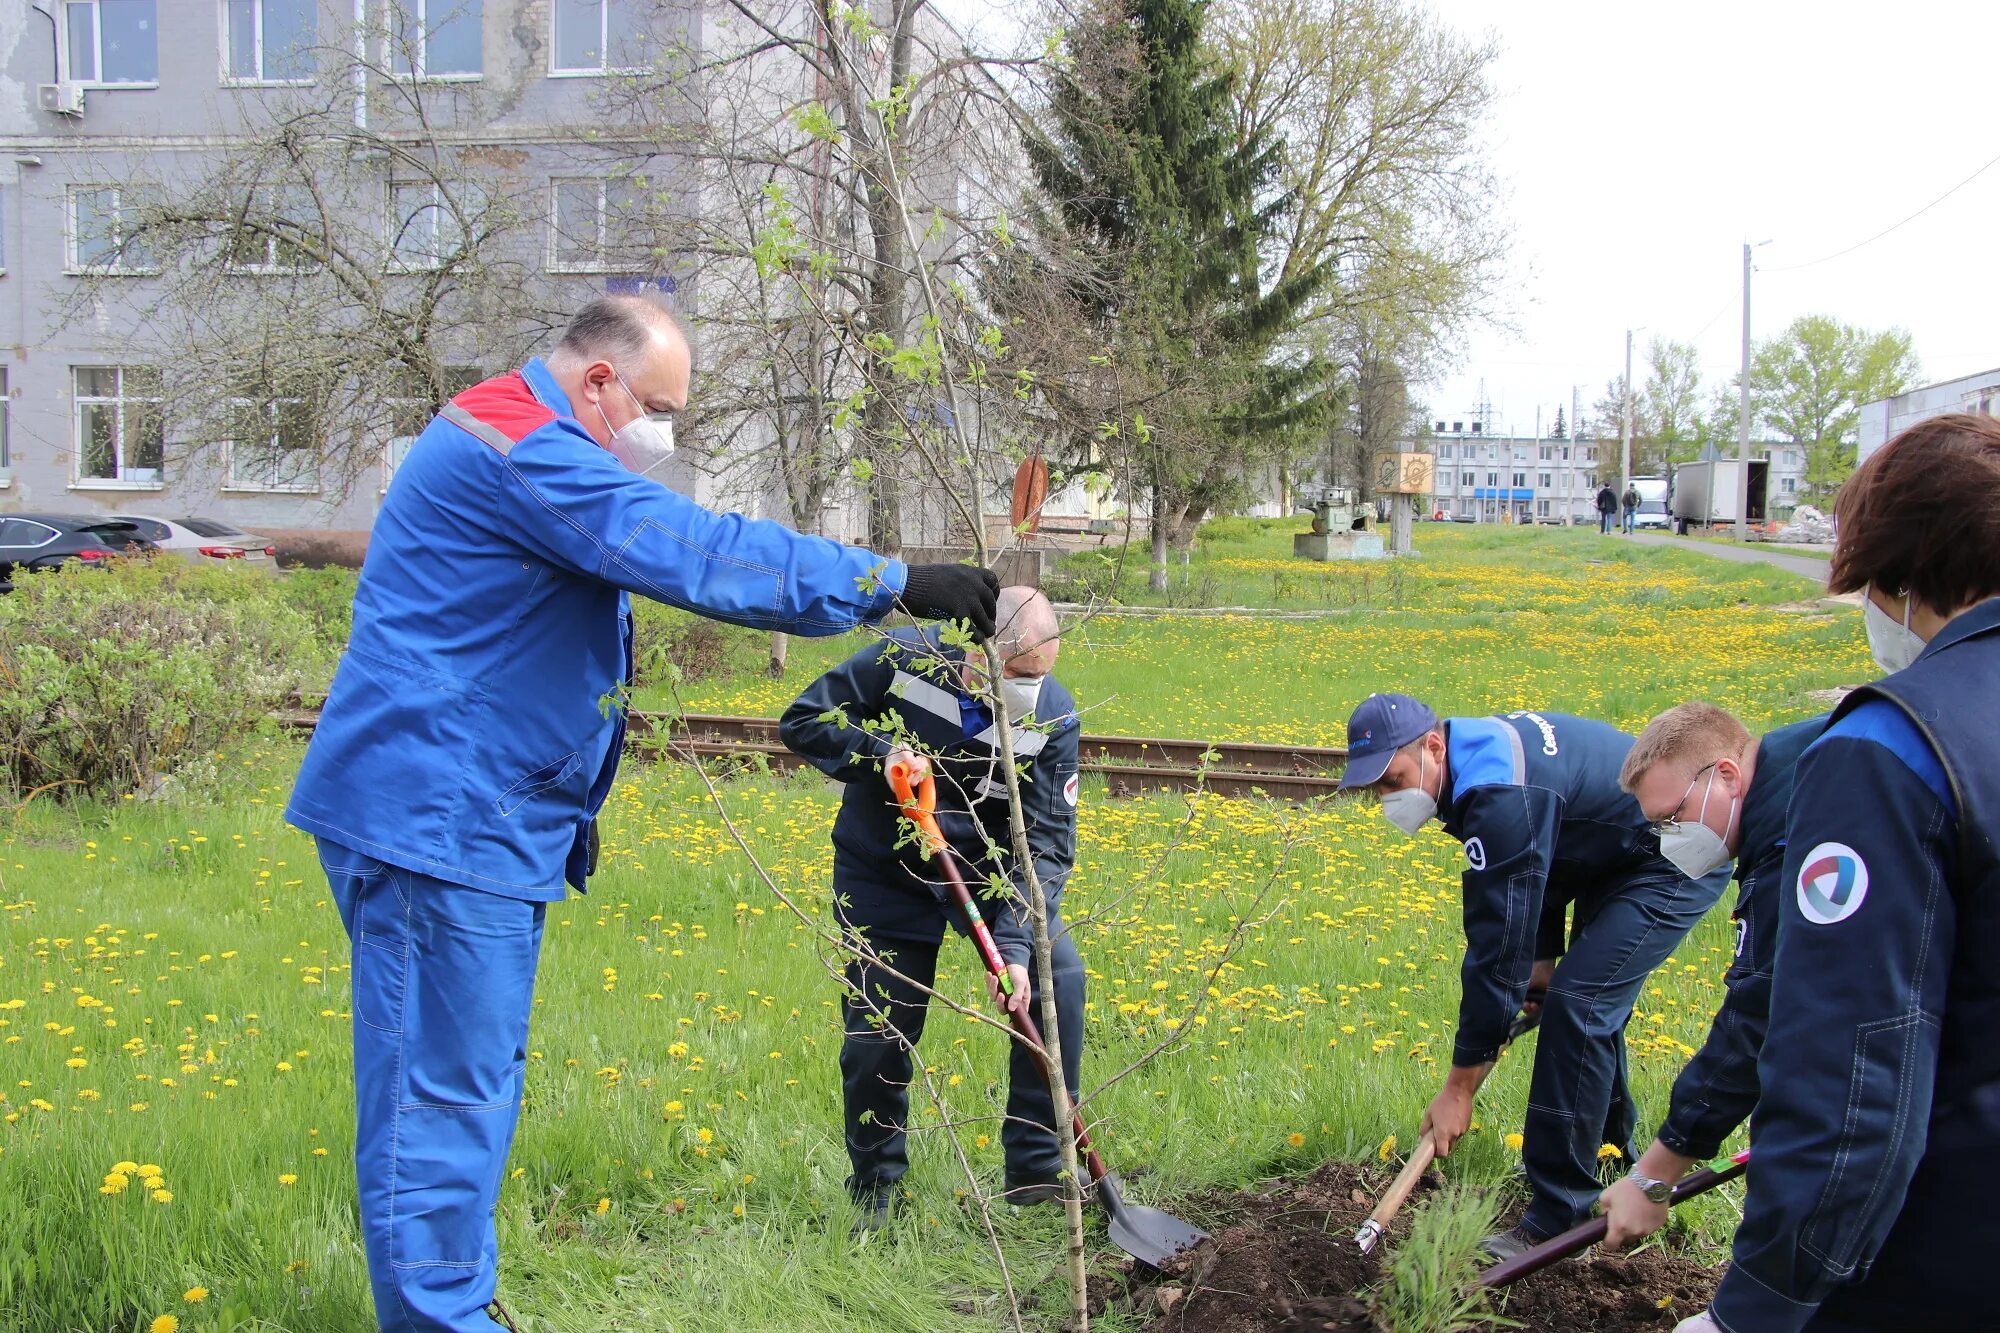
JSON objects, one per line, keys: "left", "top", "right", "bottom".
{"left": 1121, "top": 1161, "right": 1722, "bottom": 1333}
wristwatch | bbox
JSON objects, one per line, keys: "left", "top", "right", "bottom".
{"left": 1625, "top": 1170, "right": 1674, "bottom": 1204}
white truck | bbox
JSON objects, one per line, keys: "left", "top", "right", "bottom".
{"left": 1629, "top": 476, "right": 1671, "bottom": 530}
{"left": 1672, "top": 460, "right": 1770, "bottom": 535}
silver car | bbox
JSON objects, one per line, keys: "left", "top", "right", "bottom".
{"left": 110, "top": 514, "right": 277, "bottom": 566}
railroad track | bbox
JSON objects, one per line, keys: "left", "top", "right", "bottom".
{"left": 277, "top": 710, "right": 1349, "bottom": 802}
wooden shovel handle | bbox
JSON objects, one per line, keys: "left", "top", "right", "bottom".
{"left": 1368, "top": 1130, "right": 1437, "bottom": 1230}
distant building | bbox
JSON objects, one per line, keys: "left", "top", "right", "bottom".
{"left": 1425, "top": 423, "right": 1604, "bottom": 524}
{"left": 1858, "top": 367, "right": 2000, "bottom": 464}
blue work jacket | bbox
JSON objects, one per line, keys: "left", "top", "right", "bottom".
{"left": 285, "top": 358, "right": 905, "bottom": 900}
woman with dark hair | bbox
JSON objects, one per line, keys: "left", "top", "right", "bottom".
{"left": 1686, "top": 414, "right": 2000, "bottom": 1333}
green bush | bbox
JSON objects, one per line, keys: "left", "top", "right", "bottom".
{"left": 0, "top": 560, "right": 331, "bottom": 800}
{"left": 277, "top": 565, "right": 359, "bottom": 658}
{"left": 629, "top": 600, "right": 769, "bottom": 687}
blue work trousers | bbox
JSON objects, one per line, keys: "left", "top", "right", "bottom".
{"left": 1519, "top": 869, "right": 1728, "bottom": 1238}
{"left": 319, "top": 838, "right": 546, "bottom": 1333}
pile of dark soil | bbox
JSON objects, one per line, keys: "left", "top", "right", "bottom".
{"left": 1114, "top": 1161, "right": 1722, "bottom": 1333}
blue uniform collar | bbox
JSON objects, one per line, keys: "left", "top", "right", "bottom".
{"left": 1918, "top": 595, "right": 2000, "bottom": 661}
{"left": 520, "top": 357, "right": 575, "bottom": 420}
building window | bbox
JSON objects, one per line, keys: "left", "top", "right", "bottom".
{"left": 1485, "top": 445, "right": 1496, "bottom": 461}
{"left": 68, "top": 186, "right": 154, "bottom": 273}
{"left": 1785, "top": 449, "right": 1800, "bottom": 466}
{"left": 1539, "top": 445, "right": 1553, "bottom": 460}
{"left": 1459, "top": 471, "right": 1472, "bottom": 487}
{"left": 1537, "top": 500, "right": 1550, "bottom": 517}
{"left": 389, "top": 182, "right": 465, "bottom": 269}
{"left": 226, "top": 187, "right": 320, "bottom": 273}
{"left": 1511, "top": 471, "right": 1525, "bottom": 487}
{"left": 1485, "top": 471, "right": 1497, "bottom": 486}
{"left": 548, "top": 176, "right": 641, "bottom": 272}
{"left": 74, "top": 367, "right": 165, "bottom": 486}
{"left": 553, "top": 0, "right": 643, "bottom": 73}
{"left": 1537, "top": 472, "right": 1551, "bottom": 488}
{"left": 389, "top": 0, "right": 482, "bottom": 78}
{"left": 1435, "top": 443, "right": 1450, "bottom": 460}
{"left": 224, "top": 0, "right": 318, "bottom": 83}
{"left": 65, "top": 1, "right": 159, "bottom": 86}
{"left": 225, "top": 389, "right": 319, "bottom": 492}
{"left": 1781, "top": 476, "right": 1796, "bottom": 495}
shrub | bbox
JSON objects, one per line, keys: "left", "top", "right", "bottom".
{"left": 0, "top": 561, "right": 329, "bottom": 801}
{"left": 628, "top": 601, "right": 768, "bottom": 687}
{"left": 1369, "top": 1187, "right": 1516, "bottom": 1333}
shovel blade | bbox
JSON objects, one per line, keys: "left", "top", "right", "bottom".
{"left": 1098, "top": 1174, "right": 1209, "bottom": 1268}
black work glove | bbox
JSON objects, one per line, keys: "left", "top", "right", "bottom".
{"left": 899, "top": 563, "right": 1000, "bottom": 641}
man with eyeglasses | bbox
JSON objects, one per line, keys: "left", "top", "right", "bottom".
{"left": 1335, "top": 694, "right": 1732, "bottom": 1260}
{"left": 1597, "top": 703, "right": 1829, "bottom": 1251}
{"left": 286, "top": 293, "right": 1000, "bottom": 1332}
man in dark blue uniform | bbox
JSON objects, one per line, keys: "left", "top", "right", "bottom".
{"left": 1596, "top": 701, "right": 1827, "bottom": 1247}
{"left": 1683, "top": 413, "right": 2000, "bottom": 1333}
{"left": 1338, "top": 693, "right": 1729, "bottom": 1258}
{"left": 781, "top": 587, "right": 1083, "bottom": 1227}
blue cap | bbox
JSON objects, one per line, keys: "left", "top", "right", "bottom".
{"left": 1337, "top": 693, "right": 1439, "bottom": 789}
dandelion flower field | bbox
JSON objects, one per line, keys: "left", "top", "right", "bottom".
{"left": 1, "top": 528, "right": 1866, "bottom": 1331}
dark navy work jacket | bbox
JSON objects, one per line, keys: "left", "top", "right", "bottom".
{"left": 779, "top": 628, "right": 1081, "bottom": 966}
{"left": 1656, "top": 714, "right": 1828, "bottom": 1161}
{"left": 1714, "top": 599, "right": 1999, "bottom": 1333}
{"left": 1439, "top": 711, "right": 1685, "bottom": 1066}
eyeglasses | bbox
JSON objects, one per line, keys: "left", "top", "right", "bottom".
{"left": 1650, "top": 762, "right": 1718, "bottom": 835}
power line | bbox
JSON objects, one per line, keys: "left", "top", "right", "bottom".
{"left": 1764, "top": 147, "right": 2000, "bottom": 273}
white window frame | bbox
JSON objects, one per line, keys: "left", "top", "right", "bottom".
{"left": 387, "top": 180, "right": 465, "bottom": 272}
{"left": 64, "top": 0, "right": 161, "bottom": 89}
{"left": 72, "top": 366, "right": 166, "bottom": 490}
{"left": 1537, "top": 472, "right": 1551, "bottom": 488}
{"left": 66, "top": 186, "right": 156, "bottom": 276}
{"left": 220, "top": 0, "right": 319, "bottom": 86}
{"left": 1460, "top": 471, "right": 1472, "bottom": 487}
{"left": 224, "top": 187, "right": 321, "bottom": 275}
{"left": 549, "top": 0, "right": 646, "bottom": 76}
{"left": 387, "top": 0, "right": 484, "bottom": 81}
{"left": 382, "top": 366, "right": 481, "bottom": 491}
{"left": 223, "top": 392, "right": 321, "bottom": 494}
{"left": 0, "top": 366, "right": 10, "bottom": 485}
{"left": 547, "top": 177, "right": 638, "bottom": 273}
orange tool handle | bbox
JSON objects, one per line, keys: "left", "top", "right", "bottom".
{"left": 886, "top": 757, "right": 1015, "bottom": 994}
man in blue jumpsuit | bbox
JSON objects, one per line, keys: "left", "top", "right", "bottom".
{"left": 1595, "top": 701, "right": 1827, "bottom": 1247}
{"left": 285, "top": 294, "right": 999, "bottom": 1331}
{"left": 779, "top": 587, "right": 1083, "bottom": 1227}
{"left": 1337, "top": 693, "right": 1729, "bottom": 1258}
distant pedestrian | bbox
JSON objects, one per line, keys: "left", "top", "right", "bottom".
{"left": 1622, "top": 484, "right": 1640, "bottom": 534}
{"left": 1596, "top": 484, "right": 1618, "bottom": 534}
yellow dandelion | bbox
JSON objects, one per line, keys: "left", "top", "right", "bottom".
{"left": 150, "top": 1316, "right": 178, "bottom": 1333}
{"left": 1504, "top": 1133, "right": 1525, "bottom": 1151}
{"left": 1378, "top": 1134, "right": 1398, "bottom": 1161}
{"left": 151, "top": 1188, "right": 173, "bottom": 1204}
{"left": 1596, "top": 1144, "right": 1624, "bottom": 1161}
{"left": 278, "top": 1173, "right": 298, "bottom": 1186}
{"left": 183, "top": 1287, "right": 208, "bottom": 1303}
{"left": 595, "top": 1197, "right": 611, "bottom": 1215}
{"left": 1287, "top": 1132, "right": 1306, "bottom": 1148}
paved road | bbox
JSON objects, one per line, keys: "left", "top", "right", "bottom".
{"left": 1625, "top": 533, "right": 1832, "bottom": 584}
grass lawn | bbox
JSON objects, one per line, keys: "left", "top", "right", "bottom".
{"left": 0, "top": 523, "right": 1870, "bottom": 1332}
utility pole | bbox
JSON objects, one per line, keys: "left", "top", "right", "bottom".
{"left": 1621, "top": 329, "right": 1634, "bottom": 502}
{"left": 1736, "top": 242, "right": 1753, "bottom": 541}
{"left": 1569, "top": 385, "right": 1580, "bottom": 526}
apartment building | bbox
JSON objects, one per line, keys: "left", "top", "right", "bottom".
{"left": 2, "top": 1, "right": 695, "bottom": 529}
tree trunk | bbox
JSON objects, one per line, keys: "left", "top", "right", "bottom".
{"left": 767, "top": 632, "right": 789, "bottom": 678}
{"left": 1148, "top": 480, "right": 1169, "bottom": 593}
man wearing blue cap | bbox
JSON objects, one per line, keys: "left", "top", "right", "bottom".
{"left": 1336, "top": 693, "right": 1730, "bottom": 1258}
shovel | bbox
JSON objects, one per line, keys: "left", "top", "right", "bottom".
{"left": 1477, "top": 1148, "right": 1751, "bottom": 1288}
{"left": 1354, "top": 1003, "right": 1544, "bottom": 1255}
{"left": 887, "top": 758, "right": 1210, "bottom": 1268}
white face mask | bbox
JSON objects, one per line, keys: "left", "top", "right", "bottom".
{"left": 1658, "top": 767, "right": 1738, "bottom": 881}
{"left": 1863, "top": 589, "right": 1927, "bottom": 675}
{"left": 1380, "top": 746, "right": 1438, "bottom": 837}
{"left": 598, "top": 371, "right": 677, "bottom": 477}
{"left": 1001, "top": 675, "right": 1045, "bottom": 723}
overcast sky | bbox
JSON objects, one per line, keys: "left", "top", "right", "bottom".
{"left": 935, "top": 0, "right": 2000, "bottom": 437}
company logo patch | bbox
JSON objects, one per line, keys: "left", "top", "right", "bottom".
{"left": 1465, "top": 837, "right": 1487, "bottom": 871}
{"left": 1796, "top": 842, "right": 1869, "bottom": 925}
{"left": 1062, "top": 773, "right": 1079, "bottom": 808}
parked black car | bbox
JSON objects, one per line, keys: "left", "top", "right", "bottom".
{"left": 0, "top": 513, "right": 158, "bottom": 592}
